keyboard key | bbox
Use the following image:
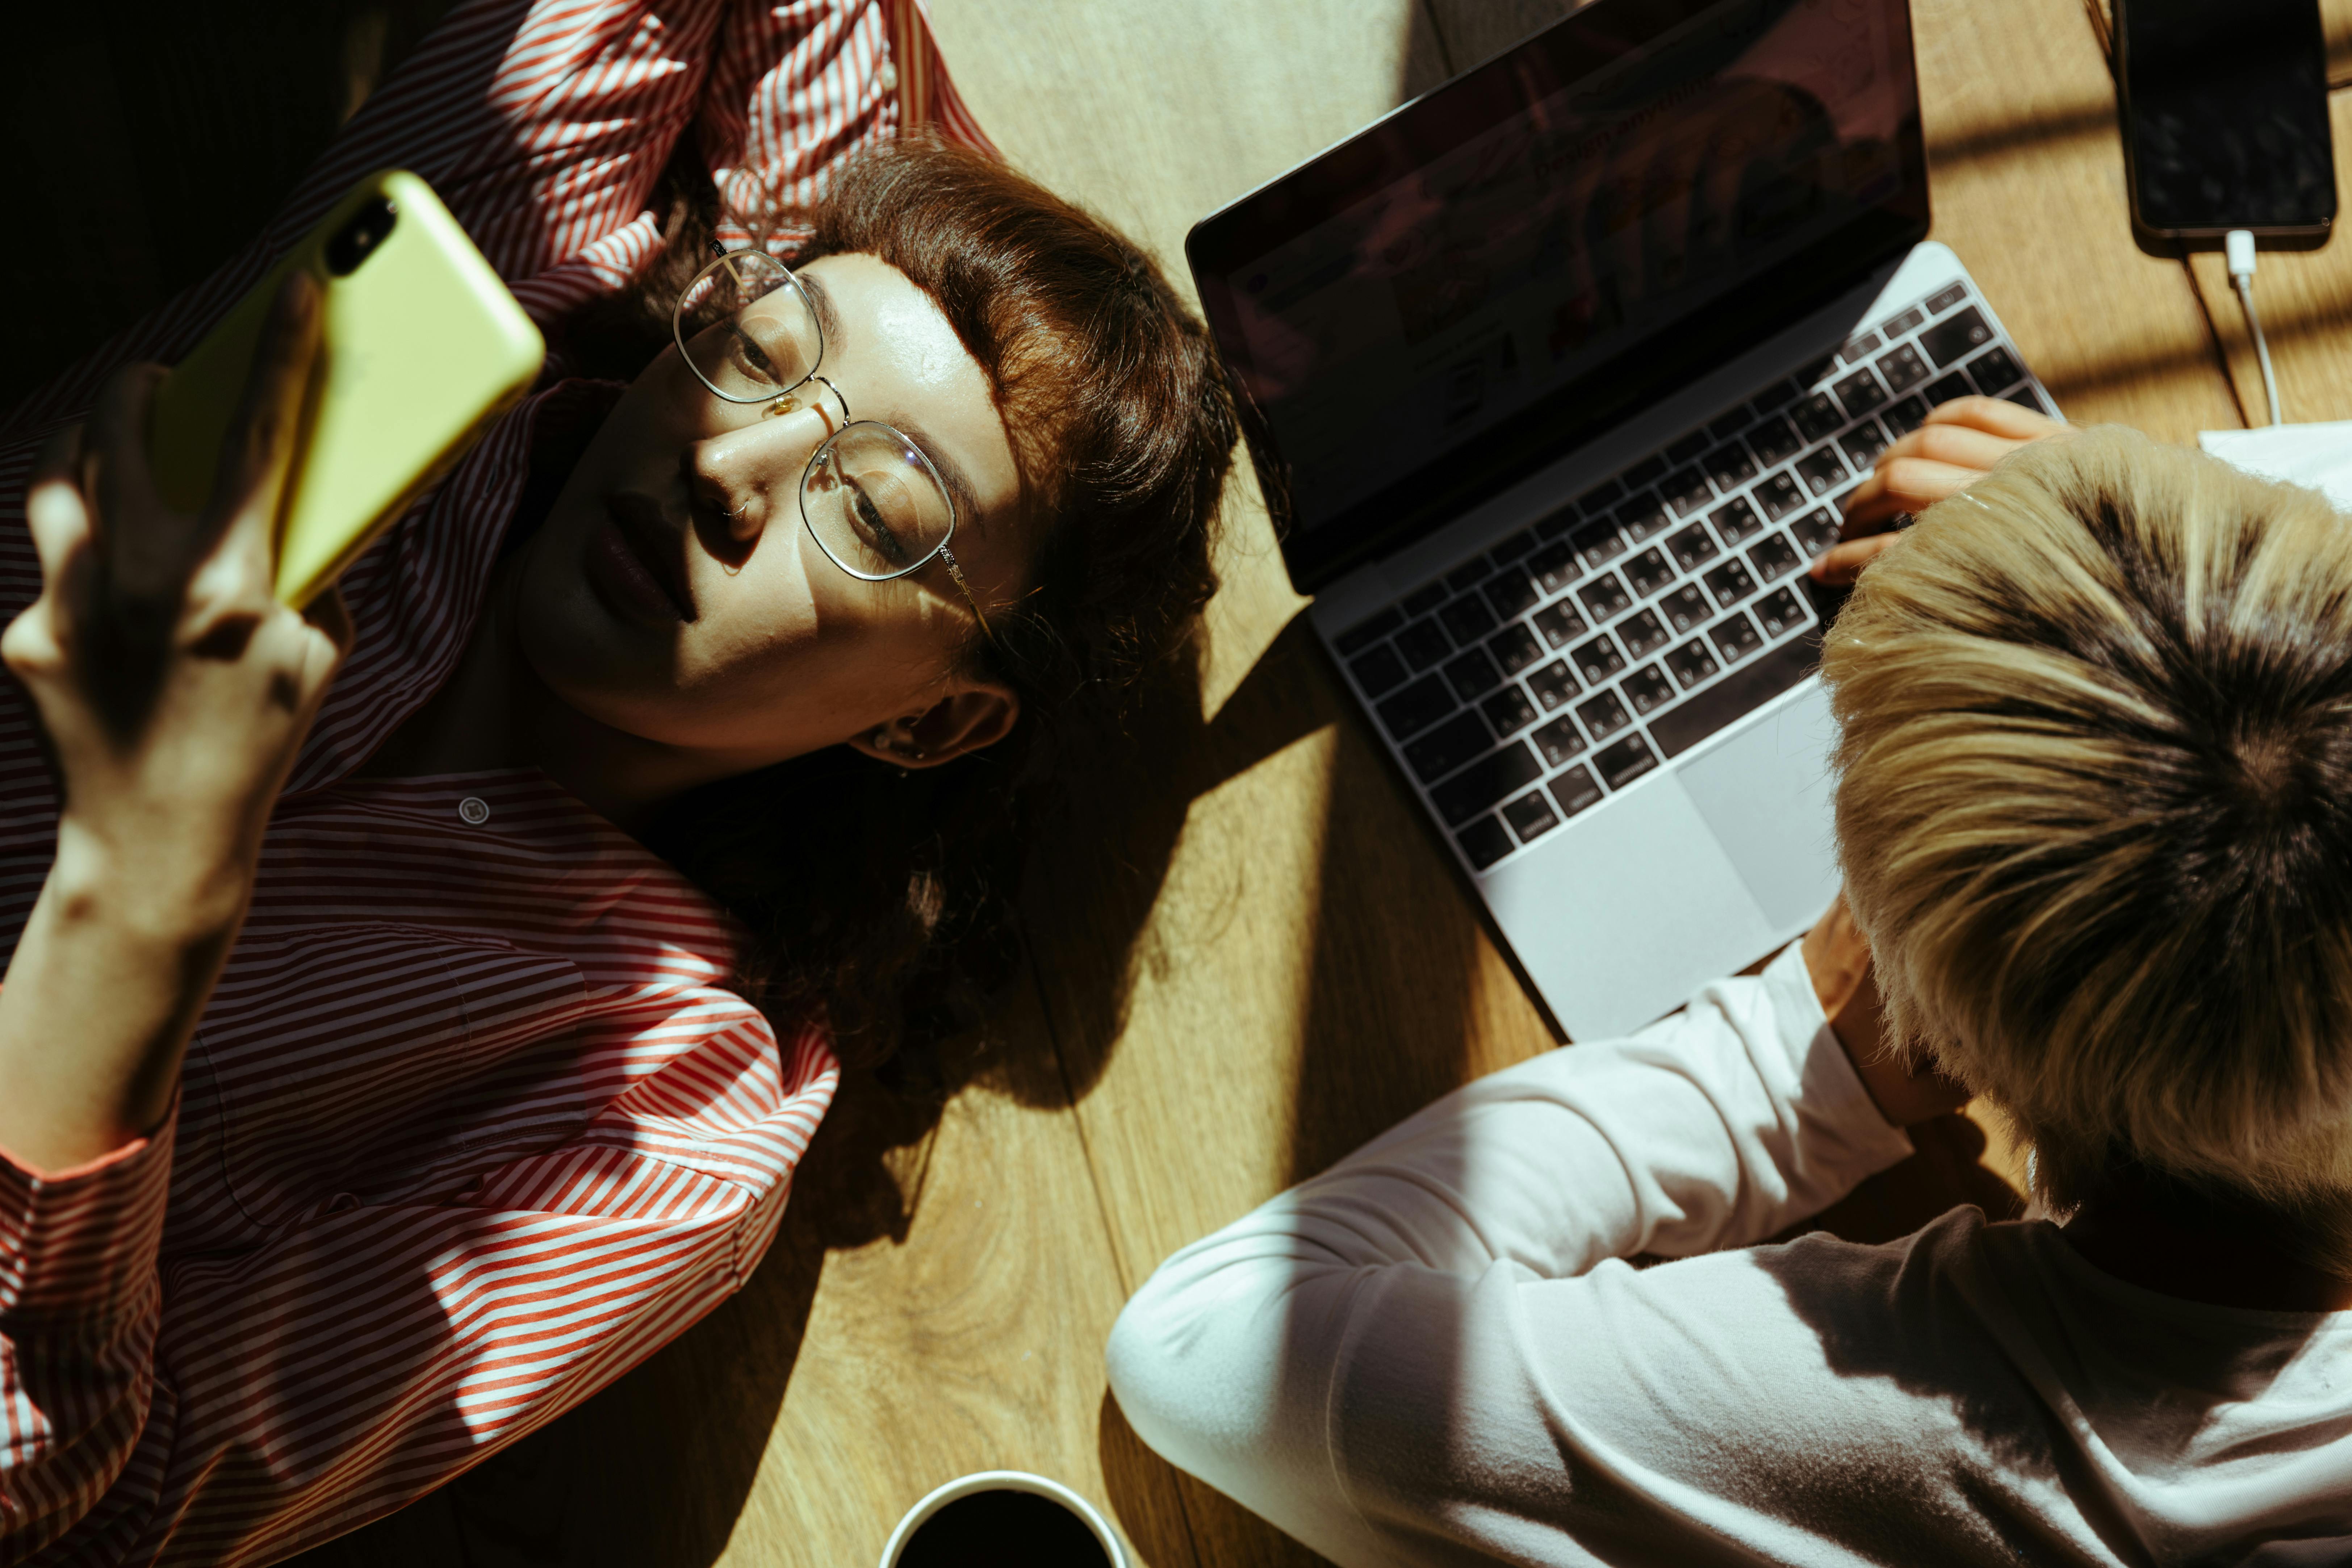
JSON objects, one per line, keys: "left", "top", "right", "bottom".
{"left": 1920, "top": 306, "right": 1992, "bottom": 368}
{"left": 1662, "top": 466, "right": 1715, "bottom": 518}
{"left": 1336, "top": 607, "right": 1402, "bottom": 655}
{"left": 1532, "top": 599, "right": 1590, "bottom": 648}
{"left": 1444, "top": 646, "right": 1503, "bottom": 701}
{"left": 1550, "top": 764, "right": 1603, "bottom": 818}
{"left": 2005, "top": 384, "right": 2049, "bottom": 414}
{"left": 1484, "top": 570, "right": 1539, "bottom": 620}
{"left": 1577, "top": 688, "right": 1632, "bottom": 741}
{"left": 1794, "top": 352, "right": 1838, "bottom": 388}
{"left": 1623, "top": 546, "right": 1677, "bottom": 598}
{"left": 1840, "top": 421, "right": 1890, "bottom": 471}
{"left": 1922, "top": 371, "right": 1973, "bottom": 406}
{"left": 1570, "top": 632, "right": 1627, "bottom": 684}
{"left": 1535, "top": 503, "right": 1581, "bottom": 539}
{"left": 1878, "top": 342, "right": 1930, "bottom": 393}
{"left": 1348, "top": 644, "right": 1409, "bottom": 698}
{"left": 1457, "top": 816, "right": 1515, "bottom": 870}
{"left": 1708, "top": 408, "right": 1753, "bottom": 441}
{"left": 1751, "top": 377, "right": 1801, "bottom": 410}
{"left": 1968, "top": 345, "right": 2023, "bottom": 394}
{"left": 1488, "top": 622, "right": 1544, "bottom": 675}
{"left": 1882, "top": 395, "right": 1930, "bottom": 437}
{"left": 1789, "top": 511, "right": 1840, "bottom": 559}
{"left": 1446, "top": 557, "right": 1493, "bottom": 593}
{"left": 1527, "top": 542, "right": 1579, "bottom": 594}
{"left": 1838, "top": 330, "right": 1880, "bottom": 363}
{"left": 1709, "top": 610, "right": 1764, "bottom": 664}
{"left": 1702, "top": 557, "right": 1758, "bottom": 608}
{"left": 1650, "top": 635, "right": 1818, "bottom": 759}
{"left": 1748, "top": 414, "right": 1802, "bottom": 467}
{"left": 1748, "top": 533, "right": 1802, "bottom": 582}
{"left": 1704, "top": 442, "right": 1757, "bottom": 491}
{"left": 1753, "top": 471, "right": 1805, "bottom": 521}
{"left": 1667, "top": 523, "right": 1720, "bottom": 572}
{"left": 1883, "top": 305, "right": 1926, "bottom": 336}
{"left": 1622, "top": 663, "right": 1675, "bottom": 714}
{"left": 1431, "top": 741, "right": 1544, "bottom": 825}
{"left": 1527, "top": 660, "right": 1579, "bottom": 710}
{"left": 1663, "top": 638, "right": 1720, "bottom": 690}
{"left": 1577, "top": 572, "right": 1632, "bottom": 622}
{"left": 1832, "top": 367, "right": 1889, "bottom": 418}
{"left": 1795, "top": 446, "right": 1848, "bottom": 496}
{"left": 1594, "top": 733, "right": 1660, "bottom": 790}
{"left": 1490, "top": 529, "right": 1537, "bottom": 563}
{"left": 1616, "top": 496, "right": 1672, "bottom": 543}
{"left": 1438, "top": 595, "right": 1497, "bottom": 644}
{"left": 1617, "top": 607, "right": 1670, "bottom": 658}
{"left": 1574, "top": 521, "right": 1630, "bottom": 568}
{"left": 1622, "top": 454, "right": 1667, "bottom": 488}
{"left": 1711, "top": 497, "right": 1766, "bottom": 547}
{"left": 1483, "top": 685, "right": 1537, "bottom": 737}
{"left": 1666, "top": 430, "right": 1711, "bottom": 464}
{"left": 1754, "top": 584, "right": 1809, "bottom": 637}
{"left": 1402, "top": 582, "right": 1448, "bottom": 617}
{"left": 1926, "top": 283, "right": 1968, "bottom": 313}
{"left": 1577, "top": 478, "right": 1624, "bottom": 511}
{"left": 1378, "top": 674, "right": 1457, "bottom": 742}
{"left": 1530, "top": 714, "right": 1587, "bottom": 767}
{"left": 1397, "top": 617, "right": 1452, "bottom": 669}
{"left": 1660, "top": 583, "right": 1712, "bottom": 633}
{"left": 1402, "top": 710, "right": 1488, "bottom": 781}
{"left": 1791, "top": 391, "right": 1844, "bottom": 442}
{"left": 1502, "top": 790, "right": 1561, "bottom": 842}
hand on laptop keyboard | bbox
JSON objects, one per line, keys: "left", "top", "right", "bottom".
{"left": 1812, "top": 397, "right": 2068, "bottom": 586}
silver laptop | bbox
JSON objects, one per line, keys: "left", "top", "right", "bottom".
{"left": 1185, "top": 0, "right": 2056, "bottom": 1040}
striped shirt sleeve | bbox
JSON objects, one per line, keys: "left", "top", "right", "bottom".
{"left": 0, "top": 1112, "right": 176, "bottom": 1555}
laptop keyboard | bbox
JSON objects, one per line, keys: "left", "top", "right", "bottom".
{"left": 1332, "top": 279, "right": 2053, "bottom": 874}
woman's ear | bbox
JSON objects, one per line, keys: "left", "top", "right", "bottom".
{"left": 846, "top": 682, "right": 1021, "bottom": 768}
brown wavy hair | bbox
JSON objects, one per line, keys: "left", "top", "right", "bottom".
{"left": 552, "top": 134, "right": 1235, "bottom": 1074}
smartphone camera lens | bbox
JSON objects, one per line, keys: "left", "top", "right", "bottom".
{"left": 326, "top": 198, "right": 399, "bottom": 276}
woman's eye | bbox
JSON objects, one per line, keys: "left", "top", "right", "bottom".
{"left": 850, "top": 483, "right": 911, "bottom": 564}
{"left": 727, "top": 325, "right": 780, "bottom": 384}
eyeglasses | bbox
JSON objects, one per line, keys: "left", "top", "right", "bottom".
{"left": 673, "top": 246, "right": 994, "bottom": 641}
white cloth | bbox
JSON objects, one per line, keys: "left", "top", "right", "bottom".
{"left": 1107, "top": 944, "right": 2352, "bottom": 1566}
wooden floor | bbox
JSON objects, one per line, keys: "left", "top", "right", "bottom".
{"left": 14, "top": 2, "right": 2352, "bottom": 1565}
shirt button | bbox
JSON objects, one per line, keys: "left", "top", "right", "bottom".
{"left": 458, "top": 796, "right": 491, "bottom": 825}
{"left": 879, "top": 59, "right": 899, "bottom": 92}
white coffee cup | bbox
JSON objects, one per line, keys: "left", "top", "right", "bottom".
{"left": 879, "top": 1470, "right": 1128, "bottom": 1568}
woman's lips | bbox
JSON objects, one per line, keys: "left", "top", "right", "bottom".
{"left": 589, "top": 495, "right": 695, "bottom": 624}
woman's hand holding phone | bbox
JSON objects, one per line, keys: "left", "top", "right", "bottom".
{"left": 0, "top": 275, "right": 352, "bottom": 1172}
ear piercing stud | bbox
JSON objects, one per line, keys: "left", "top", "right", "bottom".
{"left": 871, "top": 726, "right": 927, "bottom": 761}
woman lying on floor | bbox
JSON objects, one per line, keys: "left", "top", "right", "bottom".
{"left": 0, "top": 0, "right": 1232, "bottom": 1560}
{"left": 1110, "top": 404, "right": 2352, "bottom": 1564}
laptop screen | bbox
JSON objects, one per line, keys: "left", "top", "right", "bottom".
{"left": 1188, "top": 0, "right": 1928, "bottom": 593}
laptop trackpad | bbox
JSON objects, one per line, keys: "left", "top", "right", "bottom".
{"left": 1674, "top": 682, "right": 1843, "bottom": 932}
{"left": 1488, "top": 777, "right": 1776, "bottom": 1042}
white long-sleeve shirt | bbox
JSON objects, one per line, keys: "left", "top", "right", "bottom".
{"left": 1107, "top": 943, "right": 2352, "bottom": 1566}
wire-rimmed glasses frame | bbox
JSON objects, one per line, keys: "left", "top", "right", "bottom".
{"left": 670, "top": 246, "right": 995, "bottom": 642}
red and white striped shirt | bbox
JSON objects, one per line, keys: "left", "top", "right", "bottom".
{"left": 0, "top": 3, "right": 991, "bottom": 1561}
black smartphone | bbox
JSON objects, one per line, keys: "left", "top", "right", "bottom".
{"left": 2117, "top": 0, "right": 2336, "bottom": 239}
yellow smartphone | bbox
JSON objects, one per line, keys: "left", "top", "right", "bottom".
{"left": 150, "top": 170, "right": 545, "bottom": 608}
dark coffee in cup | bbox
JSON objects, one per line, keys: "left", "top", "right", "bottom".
{"left": 894, "top": 1487, "right": 1113, "bottom": 1568}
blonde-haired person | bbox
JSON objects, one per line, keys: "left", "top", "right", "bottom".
{"left": 1105, "top": 397, "right": 2352, "bottom": 1565}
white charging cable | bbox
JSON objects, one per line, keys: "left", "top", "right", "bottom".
{"left": 2226, "top": 229, "right": 2284, "bottom": 427}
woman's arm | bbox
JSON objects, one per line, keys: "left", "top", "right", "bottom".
{"left": 1106, "top": 909, "right": 1939, "bottom": 1560}
{"left": 0, "top": 277, "right": 347, "bottom": 1170}
{"left": 0, "top": 278, "right": 348, "bottom": 1554}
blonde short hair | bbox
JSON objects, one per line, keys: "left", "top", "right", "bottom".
{"left": 1824, "top": 426, "right": 2352, "bottom": 1215}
